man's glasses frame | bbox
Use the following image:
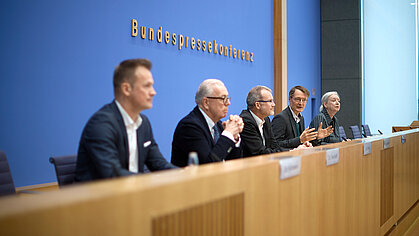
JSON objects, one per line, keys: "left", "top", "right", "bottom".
{"left": 206, "top": 96, "right": 231, "bottom": 105}
{"left": 291, "top": 97, "right": 307, "bottom": 103}
{"left": 256, "top": 100, "right": 274, "bottom": 104}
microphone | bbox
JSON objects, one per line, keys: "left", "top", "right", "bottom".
{"left": 378, "top": 130, "right": 383, "bottom": 135}
{"left": 341, "top": 137, "right": 347, "bottom": 141}
{"left": 362, "top": 132, "right": 367, "bottom": 138}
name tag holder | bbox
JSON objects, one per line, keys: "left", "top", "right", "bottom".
{"left": 383, "top": 138, "right": 390, "bottom": 149}
{"left": 326, "top": 148, "right": 339, "bottom": 166}
{"left": 401, "top": 135, "right": 406, "bottom": 144}
{"left": 278, "top": 156, "right": 302, "bottom": 180}
{"left": 363, "top": 142, "right": 372, "bottom": 155}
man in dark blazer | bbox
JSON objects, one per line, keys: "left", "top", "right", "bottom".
{"left": 75, "top": 58, "right": 176, "bottom": 182}
{"left": 271, "top": 86, "right": 316, "bottom": 150}
{"left": 240, "top": 86, "right": 286, "bottom": 157}
{"left": 171, "top": 79, "right": 243, "bottom": 167}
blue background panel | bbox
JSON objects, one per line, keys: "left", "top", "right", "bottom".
{"left": 0, "top": 0, "right": 273, "bottom": 186}
{"left": 0, "top": 0, "right": 321, "bottom": 187}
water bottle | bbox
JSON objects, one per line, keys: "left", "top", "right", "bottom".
{"left": 188, "top": 152, "right": 199, "bottom": 166}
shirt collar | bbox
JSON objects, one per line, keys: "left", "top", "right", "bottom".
{"left": 198, "top": 107, "right": 216, "bottom": 131}
{"left": 289, "top": 106, "right": 301, "bottom": 123}
{"left": 249, "top": 110, "right": 265, "bottom": 128}
{"left": 115, "top": 100, "right": 142, "bottom": 129}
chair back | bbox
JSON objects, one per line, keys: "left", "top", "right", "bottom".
{"left": 362, "top": 124, "right": 372, "bottom": 137}
{"left": 339, "top": 126, "right": 347, "bottom": 141}
{"left": 349, "top": 125, "right": 362, "bottom": 139}
{"left": 49, "top": 155, "right": 77, "bottom": 187}
{"left": 410, "top": 121, "right": 419, "bottom": 127}
{"left": 0, "top": 150, "right": 16, "bottom": 196}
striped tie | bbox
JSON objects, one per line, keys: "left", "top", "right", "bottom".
{"left": 213, "top": 125, "right": 220, "bottom": 143}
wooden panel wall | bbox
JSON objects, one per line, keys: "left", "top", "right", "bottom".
{"left": 0, "top": 158, "right": 280, "bottom": 236}
{"left": 393, "top": 133, "right": 418, "bottom": 220}
{"left": 380, "top": 147, "right": 394, "bottom": 226}
{"left": 152, "top": 193, "right": 244, "bottom": 236}
{"left": 0, "top": 130, "right": 417, "bottom": 236}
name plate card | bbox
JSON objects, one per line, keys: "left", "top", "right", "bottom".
{"left": 326, "top": 148, "right": 339, "bottom": 166}
{"left": 363, "top": 142, "right": 372, "bottom": 155}
{"left": 383, "top": 138, "right": 390, "bottom": 149}
{"left": 279, "top": 156, "right": 301, "bottom": 180}
{"left": 401, "top": 135, "right": 406, "bottom": 144}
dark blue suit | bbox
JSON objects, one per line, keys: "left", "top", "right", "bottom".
{"left": 171, "top": 106, "right": 242, "bottom": 167}
{"left": 75, "top": 101, "right": 175, "bottom": 182}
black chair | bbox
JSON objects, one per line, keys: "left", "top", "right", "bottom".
{"left": 339, "top": 126, "right": 347, "bottom": 141}
{"left": 49, "top": 155, "right": 77, "bottom": 187}
{"left": 0, "top": 150, "right": 16, "bottom": 196}
{"left": 362, "top": 124, "right": 372, "bottom": 137}
{"left": 349, "top": 125, "right": 362, "bottom": 139}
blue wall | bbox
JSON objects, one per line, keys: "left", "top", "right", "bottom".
{"left": 0, "top": 0, "right": 273, "bottom": 186}
{"left": 287, "top": 0, "right": 321, "bottom": 124}
{"left": 0, "top": 0, "right": 321, "bottom": 187}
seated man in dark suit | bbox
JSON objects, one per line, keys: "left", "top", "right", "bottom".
{"left": 240, "top": 86, "right": 309, "bottom": 157}
{"left": 75, "top": 58, "right": 176, "bottom": 182}
{"left": 272, "top": 86, "right": 322, "bottom": 150}
{"left": 240, "top": 86, "right": 285, "bottom": 157}
{"left": 171, "top": 79, "right": 243, "bottom": 167}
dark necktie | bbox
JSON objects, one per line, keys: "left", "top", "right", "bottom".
{"left": 295, "top": 121, "right": 300, "bottom": 137}
{"left": 213, "top": 125, "right": 220, "bottom": 143}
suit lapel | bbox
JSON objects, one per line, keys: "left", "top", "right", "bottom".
{"left": 193, "top": 106, "right": 216, "bottom": 146}
{"left": 300, "top": 115, "right": 305, "bottom": 132}
{"left": 262, "top": 118, "right": 270, "bottom": 146}
{"left": 243, "top": 110, "right": 263, "bottom": 139}
{"left": 287, "top": 107, "right": 298, "bottom": 138}
{"left": 111, "top": 101, "right": 129, "bottom": 169}
{"left": 136, "top": 120, "right": 145, "bottom": 173}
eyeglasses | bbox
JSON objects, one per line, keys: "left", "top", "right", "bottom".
{"left": 256, "top": 100, "right": 275, "bottom": 104}
{"left": 292, "top": 97, "right": 307, "bottom": 103}
{"left": 206, "top": 96, "right": 231, "bottom": 105}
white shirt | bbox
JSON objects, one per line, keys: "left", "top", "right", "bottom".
{"left": 249, "top": 110, "right": 265, "bottom": 145}
{"left": 289, "top": 107, "right": 301, "bottom": 124}
{"left": 198, "top": 107, "right": 240, "bottom": 147}
{"left": 115, "top": 101, "right": 142, "bottom": 173}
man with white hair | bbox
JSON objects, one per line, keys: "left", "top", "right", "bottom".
{"left": 171, "top": 79, "right": 243, "bottom": 167}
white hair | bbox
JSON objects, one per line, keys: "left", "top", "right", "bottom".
{"left": 320, "top": 91, "right": 340, "bottom": 112}
{"left": 195, "top": 79, "right": 225, "bottom": 105}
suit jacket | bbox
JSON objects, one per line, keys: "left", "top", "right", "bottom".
{"left": 171, "top": 106, "right": 242, "bottom": 167}
{"left": 271, "top": 106, "right": 305, "bottom": 150}
{"left": 75, "top": 101, "right": 175, "bottom": 182}
{"left": 240, "top": 109, "right": 284, "bottom": 157}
